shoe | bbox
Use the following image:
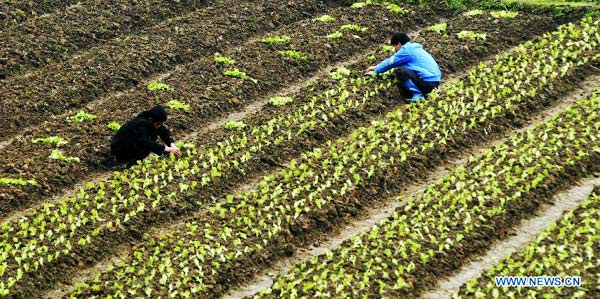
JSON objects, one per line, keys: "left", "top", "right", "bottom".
{"left": 409, "top": 94, "right": 424, "bottom": 102}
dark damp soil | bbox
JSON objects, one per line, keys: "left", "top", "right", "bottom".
{"left": 5, "top": 11, "right": 577, "bottom": 299}
{"left": 0, "top": 10, "right": 564, "bottom": 217}
{"left": 0, "top": 0, "right": 332, "bottom": 140}
{"left": 0, "top": 0, "right": 213, "bottom": 78}
{"left": 0, "top": 0, "right": 81, "bottom": 29}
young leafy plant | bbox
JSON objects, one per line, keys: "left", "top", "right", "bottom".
{"left": 147, "top": 81, "right": 171, "bottom": 92}
{"left": 165, "top": 100, "right": 190, "bottom": 112}
{"left": 340, "top": 24, "right": 368, "bottom": 32}
{"left": 0, "top": 178, "right": 37, "bottom": 187}
{"left": 31, "top": 136, "right": 68, "bottom": 146}
{"left": 330, "top": 66, "right": 351, "bottom": 80}
{"left": 269, "top": 96, "right": 294, "bottom": 106}
{"left": 428, "top": 23, "right": 447, "bottom": 34}
{"left": 223, "top": 69, "right": 258, "bottom": 83}
{"left": 69, "top": 111, "right": 97, "bottom": 122}
{"left": 490, "top": 10, "right": 518, "bottom": 19}
{"left": 261, "top": 35, "right": 291, "bottom": 46}
{"left": 387, "top": 4, "right": 409, "bottom": 14}
{"left": 224, "top": 120, "right": 246, "bottom": 130}
{"left": 381, "top": 45, "right": 396, "bottom": 53}
{"left": 107, "top": 121, "right": 121, "bottom": 132}
{"left": 326, "top": 31, "right": 343, "bottom": 39}
{"left": 214, "top": 53, "right": 235, "bottom": 65}
{"left": 314, "top": 15, "right": 336, "bottom": 23}
{"left": 49, "top": 149, "right": 80, "bottom": 163}
{"left": 279, "top": 50, "right": 309, "bottom": 61}
{"left": 457, "top": 30, "right": 487, "bottom": 41}
{"left": 462, "top": 9, "right": 483, "bottom": 16}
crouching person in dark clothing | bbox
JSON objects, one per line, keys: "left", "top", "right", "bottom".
{"left": 110, "top": 105, "right": 181, "bottom": 168}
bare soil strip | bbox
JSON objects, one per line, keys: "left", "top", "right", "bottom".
{"left": 0, "top": 0, "right": 214, "bottom": 78}
{"left": 421, "top": 175, "right": 600, "bottom": 299}
{"left": 220, "top": 70, "right": 600, "bottom": 299}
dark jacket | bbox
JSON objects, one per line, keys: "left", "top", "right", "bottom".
{"left": 110, "top": 114, "right": 174, "bottom": 159}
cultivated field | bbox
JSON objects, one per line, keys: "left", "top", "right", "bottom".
{"left": 0, "top": 1, "right": 598, "bottom": 298}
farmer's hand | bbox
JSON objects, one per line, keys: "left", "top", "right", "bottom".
{"left": 365, "top": 65, "right": 376, "bottom": 76}
{"left": 165, "top": 143, "right": 181, "bottom": 156}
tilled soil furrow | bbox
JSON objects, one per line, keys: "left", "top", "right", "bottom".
{"left": 0, "top": 10, "right": 560, "bottom": 217}
{"left": 0, "top": 0, "right": 331, "bottom": 140}
{"left": 0, "top": 0, "right": 214, "bottom": 78}
{"left": 222, "top": 76, "right": 600, "bottom": 299}
{"left": 21, "top": 12, "right": 574, "bottom": 299}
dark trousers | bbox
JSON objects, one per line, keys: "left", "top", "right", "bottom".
{"left": 394, "top": 67, "right": 439, "bottom": 98}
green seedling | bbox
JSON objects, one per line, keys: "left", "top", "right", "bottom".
{"left": 490, "top": 11, "right": 519, "bottom": 19}
{"left": 314, "top": 15, "right": 336, "bottom": 23}
{"left": 214, "top": 53, "right": 235, "bottom": 65}
{"left": 270, "top": 96, "right": 294, "bottom": 106}
{"left": 381, "top": 45, "right": 396, "bottom": 53}
{"left": 428, "top": 23, "right": 447, "bottom": 34}
{"left": 330, "top": 66, "right": 351, "bottom": 80}
{"left": 107, "top": 121, "right": 121, "bottom": 132}
{"left": 351, "top": 2, "right": 367, "bottom": 8}
{"left": 387, "top": 4, "right": 409, "bottom": 14}
{"left": 261, "top": 35, "right": 291, "bottom": 46}
{"left": 327, "top": 31, "right": 343, "bottom": 39}
{"left": 224, "top": 120, "right": 246, "bottom": 130}
{"left": 0, "top": 178, "right": 37, "bottom": 187}
{"left": 32, "top": 136, "right": 68, "bottom": 146}
{"left": 223, "top": 69, "right": 258, "bottom": 83}
{"left": 279, "top": 50, "right": 309, "bottom": 61}
{"left": 147, "top": 81, "right": 171, "bottom": 92}
{"left": 165, "top": 100, "right": 190, "bottom": 112}
{"left": 457, "top": 30, "right": 487, "bottom": 41}
{"left": 69, "top": 111, "right": 97, "bottom": 122}
{"left": 49, "top": 149, "right": 80, "bottom": 163}
{"left": 462, "top": 9, "right": 483, "bottom": 16}
{"left": 340, "top": 24, "right": 368, "bottom": 32}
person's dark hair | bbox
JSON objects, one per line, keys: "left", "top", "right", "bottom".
{"left": 141, "top": 105, "right": 168, "bottom": 123}
{"left": 390, "top": 32, "right": 410, "bottom": 46}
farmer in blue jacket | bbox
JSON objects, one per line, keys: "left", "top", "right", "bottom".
{"left": 366, "top": 32, "right": 441, "bottom": 102}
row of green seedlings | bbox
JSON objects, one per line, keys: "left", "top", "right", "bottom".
{"left": 65, "top": 17, "right": 599, "bottom": 299}
{"left": 454, "top": 185, "right": 600, "bottom": 298}
{"left": 251, "top": 91, "right": 600, "bottom": 298}
{"left": 0, "top": 48, "right": 397, "bottom": 296}
{"left": 326, "top": 2, "right": 409, "bottom": 41}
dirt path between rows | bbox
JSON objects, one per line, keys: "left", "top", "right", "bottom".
{"left": 421, "top": 175, "right": 600, "bottom": 299}
{"left": 220, "top": 75, "right": 600, "bottom": 299}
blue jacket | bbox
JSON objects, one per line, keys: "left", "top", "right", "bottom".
{"left": 375, "top": 42, "right": 441, "bottom": 82}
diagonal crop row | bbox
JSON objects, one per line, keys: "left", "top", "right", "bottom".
{"left": 0, "top": 0, "right": 214, "bottom": 77}
{"left": 0, "top": 0, "right": 332, "bottom": 140}
{"left": 0, "top": 11, "right": 558, "bottom": 298}
{"left": 250, "top": 91, "right": 600, "bottom": 298}
{"left": 453, "top": 185, "right": 600, "bottom": 299}
{"left": 0, "top": 2, "right": 445, "bottom": 212}
{"left": 64, "top": 17, "right": 599, "bottom": 299}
